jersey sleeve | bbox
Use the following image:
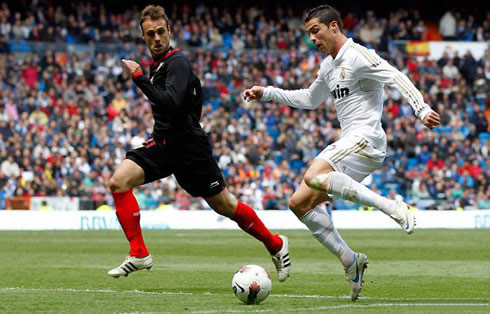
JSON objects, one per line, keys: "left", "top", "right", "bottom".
{"left": 355, "top": 48, "right": 432, "bottom": 121}
{"left": 261, "top": 70, "right": 330, "bottom": 110}
{"left": 132, "top": 57, "right": 191, "bottom": 114}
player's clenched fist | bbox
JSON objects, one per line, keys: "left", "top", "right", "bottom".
{"left": 242, "top": 86, "right": 264, "bottom": 102}
{"left": 423, "top": 110, "right": 441, "bottom": 130}
{"left": 121, "top": 59, "right": 142, "bottom": 76}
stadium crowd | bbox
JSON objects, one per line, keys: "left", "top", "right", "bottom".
{"left": 0, "top": 2, "right": 489, "bottom": 51}
{"left": 0, "top": 2, "right": 489, "bottom": 211}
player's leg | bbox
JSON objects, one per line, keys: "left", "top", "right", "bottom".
{"left": 289, "top": 176, "right": 368, "bottom": 301}
{"left": 107, "top": 159, "right": 152, "bottom": 277}
{"left": 204, "top": 188, "right": 283, "bottom": 255}
{"left": 295, "top": 142, "right": 373, "bottom": 300}
{"left": 204, "top": 188, "right": 290, "bottom": 282}
{"left": 175, "top": 134, "right": 289, "bottom": 280}
{"left": 174, "top": 135, "right": 284, "bottom": 256}
{"left": 289, "top": 171, "right": 356, "bottom": 269}
{"left": 109, "top": 159, "right": 147, "bottom": 257}
{"left": 107, "top": 138, "right": 171, "bottom": 278}
{"left": 304, "top": 137, "right": 415, "bottom": 234}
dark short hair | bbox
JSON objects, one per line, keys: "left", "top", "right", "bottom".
{"left": 304, "top": 5, "right": 343, "bottom": 32}
{"left": 139, "top": 5, "right": 170, "bottom": 31}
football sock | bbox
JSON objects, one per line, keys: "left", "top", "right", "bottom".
{"left": 112, "top": 190, "right": 149, "bottom": 258}
{"left": 311, "top": 172, "right": 397, "bottom": 217}
{"left": 232, "top": 201, "right": 283, "bottom": 255}
{"left": 300, "top": 206, "right": 355, "bottom": 268}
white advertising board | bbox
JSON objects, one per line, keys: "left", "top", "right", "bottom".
{"left": 0, "top": 209, "right": 489, "bottom": 230}
{"left": 429, "top": 41, "right": 488, "bottom": 60}
{"left": 30, "top": 197, "right": 80, "bottom": 211}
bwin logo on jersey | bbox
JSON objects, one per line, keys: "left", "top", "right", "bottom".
{"left": 331, "top": 84, "right": 350, "bottom": 99}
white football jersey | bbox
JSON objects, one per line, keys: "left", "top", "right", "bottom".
{"left": 262, "top": 38, "right": 432, "bottom": 152}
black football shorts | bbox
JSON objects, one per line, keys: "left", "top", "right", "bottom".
{"left": 126, "top": 134, "right": 226, "bottom": 198}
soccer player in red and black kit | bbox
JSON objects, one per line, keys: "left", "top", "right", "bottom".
{"left": 107, "top": 5, "right": 290, "bottom": 282}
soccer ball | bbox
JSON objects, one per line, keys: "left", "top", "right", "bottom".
{"left": 232, "top": 264, "right": 272, "bottom": 304}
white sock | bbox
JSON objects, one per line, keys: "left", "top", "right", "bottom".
{"left": 299, "top": 206, "right": 355, "bottom": 268}
{"left": 311, "top": 172, "right": 397, "bottom": 217}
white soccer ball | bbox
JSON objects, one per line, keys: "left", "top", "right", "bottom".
{"left": 232, "top": 264, "right": 272, "bottom": 304}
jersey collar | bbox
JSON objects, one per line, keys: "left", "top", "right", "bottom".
{"left": 332, "top": 38, "right": 353, "bottom": 65}
{"left": 152, "top": 47, "right": 180, "bottom": 67}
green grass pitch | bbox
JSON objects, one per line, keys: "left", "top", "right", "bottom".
{"left": 0, "top": 229, "right": 489, "bottom": 313}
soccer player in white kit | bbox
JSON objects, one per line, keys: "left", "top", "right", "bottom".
{"left": 243, "top": 5, "right": 441, "bottom": 301}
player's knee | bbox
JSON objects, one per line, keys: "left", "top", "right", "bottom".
{"left": 108, "top": 176, "right": 119, "bottom": 192}
{"left": 303, "top": 175, "right": 313, "bottom": 187}
{"left": 108, "top": 176, "right": 129, "bottom": 192}
{"left": 303, "top": 170, "right": 320, "bottom": 188}
{"left": 305, "top": 171, "right": 334, "bottom": 192}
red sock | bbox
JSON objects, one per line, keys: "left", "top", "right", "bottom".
{"left": 112, "top": 190, "right": 149, "bottom": 258}
{"left": 232, "top": 201, "right": 283, "bottom": 254}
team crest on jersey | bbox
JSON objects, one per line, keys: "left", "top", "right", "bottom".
{"left": 339, "top": 67, "right": 346, "bottom": 80}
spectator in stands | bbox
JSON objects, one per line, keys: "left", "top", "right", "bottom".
{"left": 0, "top": 101, "right": 7, "bottom": 121}
{"left": 442, "top": 58, "right": 459, "bottom": 79}
{"left": 439, "top": 11, "right": 457, "bottom": 40}
{"left": 1, "top": 154, "right": 20, "bottom": 178}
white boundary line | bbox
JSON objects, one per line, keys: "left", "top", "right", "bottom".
{"left": 192, "top": 303, "right": 490, "bottom": 313}
{"left": 1, "top": 287, "right": 488, "bottom": 303}
{"left": 0, "top": 287, "right": 193, "bottom": 296}
{"left": 274, "top": 293, "right": 489, "bottom": 301}
{"left": 1, "top": 288, "right": 488, "bottom": 314}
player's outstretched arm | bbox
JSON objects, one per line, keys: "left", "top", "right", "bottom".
{"left": 242, "top": 75, "right": 330, "bottom": 110}
{"left": 355, "top": 49, "right": 440, "bottom": 129}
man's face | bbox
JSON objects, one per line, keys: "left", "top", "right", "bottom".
{"left": 142, "top": 18, "right": 170, "bottom": 57}
{"left": 305, "top": 17, "right": 337, "bottom": 55}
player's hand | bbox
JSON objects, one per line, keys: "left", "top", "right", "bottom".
{"left": 423, "top": 110, "right": 441, "bottom": 130}
{"left": 242, "top": 86, "right": 264, "bottom": 102}
{"left": 121, "top": 59, "right": 142, "bottom": 76}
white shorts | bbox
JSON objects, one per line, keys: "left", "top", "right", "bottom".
{"left": 316, "top": 134, "right": 385, "bottom": 182}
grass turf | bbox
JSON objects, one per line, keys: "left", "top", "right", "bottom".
{"left": 0, "top": 229, "right": 489, "bottom": 313}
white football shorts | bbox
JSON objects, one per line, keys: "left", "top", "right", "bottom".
{"left": 316, "top": 134, "right": 386, "bottom": 182}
